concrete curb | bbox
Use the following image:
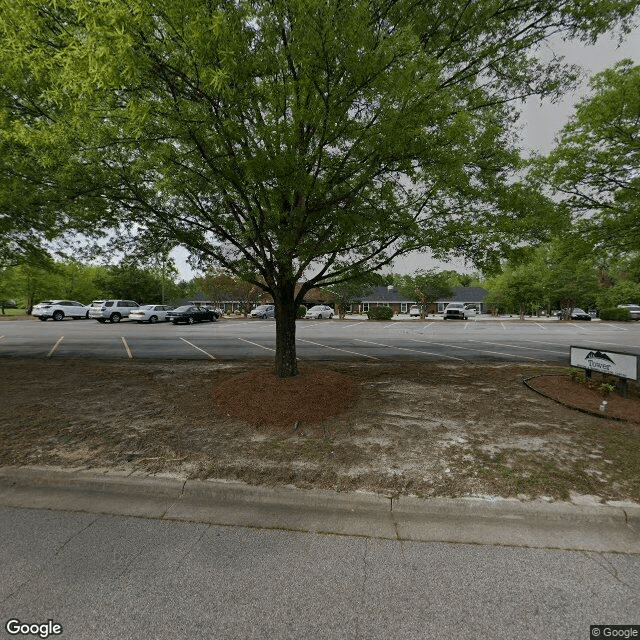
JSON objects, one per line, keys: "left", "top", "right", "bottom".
{"left": 1, "top": 467, "right": 639, "bottom": 553}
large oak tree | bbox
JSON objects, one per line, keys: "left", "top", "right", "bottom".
{"left": 2, "top": 0, "right": 638, "bottom": 375}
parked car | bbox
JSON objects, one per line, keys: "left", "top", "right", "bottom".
{"left": 409, "top": 305, "right": 421, "bottom": 317}
{"left": 443, "top": 303, "right": 477, "bottom": 320}
{"left": 88, "top": 299, "right": 140, "bottom": 323}
{"left": 128, "top": 304, "right": 174, "bottom": 324}
{"left": 555, "top": 308, "right": 592, "bottom": 321}
{"left": 305, "top": 305, "right": 334, "bottom": 319}
{"left": 250, "top": 304, "right": 275, "bottom": 319}
{"left": 1, "top": 299, "right": 17, "bottom": 309}
{"left": 167, "top": 305, "right": 219, "bottom": 324}
{"left": 618, "top": 304, "right": 640, "bottom": 320}
{"left": 32, "top": 300, "right": 90, "bottom": 321}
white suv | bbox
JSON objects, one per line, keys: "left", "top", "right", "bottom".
{"left": 32, "top": 300, "right": 89, "bottom": 321}
{"left": 89, "top": 300, "right": 140, "bottom": 323}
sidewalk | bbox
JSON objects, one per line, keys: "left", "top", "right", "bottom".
{"left": 1, "top": 466, "right": 638, "bottom": 553}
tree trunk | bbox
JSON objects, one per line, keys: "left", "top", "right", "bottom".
{"left": 274, "top": 281, "right": 299, "bottom": 378}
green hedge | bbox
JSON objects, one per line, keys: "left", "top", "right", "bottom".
{"left": 367, "top": 306, "right": 393, "bottom": 320}
{"left": 296, "top": 305, "right": 307, "bottom": 319}
{"left": 599, "top": 307, "right": 631, "bottom": 321}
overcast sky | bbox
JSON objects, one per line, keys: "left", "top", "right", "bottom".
{"left": 174, "top": 25, "right": 640, "bottom": 280}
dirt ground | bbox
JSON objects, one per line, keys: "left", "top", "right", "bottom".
{"left": 1, "top": 357, "right": 639, "bottom": 504}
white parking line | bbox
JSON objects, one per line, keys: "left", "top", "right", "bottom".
{"left": 238, "top": 338, "right": 276, "bottom": 353}
{"left": 353, "top": 338, "right": 465, "bottom": 361}
{"left": 601, "top": 323, "right": 628, "bottom": 331}
{"left": 534, "top": 323, "right": 546, "bottom": 329}
{"left": 47, "top": 336, "right": 64, "bottom": 358}
{"left": 121, "top": 336, "right": 133, "bottom": 359}
{"left": 470, "top": 340, "right": 567, "bottom": 355}
{"left": 0, "top": 335, "right": 4, "bottom": 340}
{"left": 409, "top": 338, "right": 540, "bottom": 361}
{"left": 180, "top": 337, "right": 215, "bottom": 359}
{"left": 297, "top": 338, "right": 378, "bottom": 360}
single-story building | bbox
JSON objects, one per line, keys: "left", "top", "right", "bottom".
{"left": 436, "top": 287, "right": 489, "bottom": 314}
{"left": 352, "top": 285, "right": 489, "bottom": 315}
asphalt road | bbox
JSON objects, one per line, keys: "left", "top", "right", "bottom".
{"left": 2, "top": 505, "right": 639, "bottom": 640}
{"left": 0, "top": 316, "right": 638, "bottom": 363}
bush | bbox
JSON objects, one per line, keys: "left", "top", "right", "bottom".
{"left": 599, "top": 307, "right": 631, "bottom": 321}
{"left": 367, "top": 306, "right": 393, "bottom": 320}
{"left": 296, "top": 305, "right": 307, "bottom": 319}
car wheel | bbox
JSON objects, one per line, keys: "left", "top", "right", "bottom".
{"left": 110, "top": 313, "right": 121, "bottom": 323}
{"left": 52, "top": 310, "right": 64, "bottom": 321}
{"left": 85, "top": 311, "right": 90, "bottom": 319}
{"left": 188, "top": 317, "right": 195, "bottom": 324}
{"left": 149, "top": 316, "right": 158, "bottom": 324}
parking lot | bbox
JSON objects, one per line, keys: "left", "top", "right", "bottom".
{"left": 1, "top": 316, "right": 638, "bottom": 363}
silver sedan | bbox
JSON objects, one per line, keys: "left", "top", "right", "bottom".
{"left": 128, "top": 305, "right": 174, "bottom": 324}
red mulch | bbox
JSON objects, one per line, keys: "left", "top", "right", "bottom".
{"left": 211, "top": 366, "right": 357, "bottom": 431}
{"left": 527, "top": 375, "right": 640, "bottom": 425}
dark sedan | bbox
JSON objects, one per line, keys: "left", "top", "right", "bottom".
{"left": 167, "top": 305, "right": 219, "bottom": 324}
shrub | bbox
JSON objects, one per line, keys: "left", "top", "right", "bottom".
{"left": 599, "top": 307, "right": 631, "bottom": 321}
{"left": 367, "top": 306, "right": 393, "bottom": 320}
{"left": 296, "top": 305, "right": 307, "bottom": 318}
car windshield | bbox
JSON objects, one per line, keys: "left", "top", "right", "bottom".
{"left": 138, "top": 305, "right": 154, "bottom": 310}
{"left": 38, "top": 301, "right": 55, "bottom": 305}
{"left": 447, "top": 304, "right": 463, "bottom": 308}
{"left": 90, "top": 302, "right": 104, "bottom": 307}
{"left": 173, "top": 306, "right": 192, "bottom": 312}
{"left": 573, "top": 308, "right": 586, "bottom": 314}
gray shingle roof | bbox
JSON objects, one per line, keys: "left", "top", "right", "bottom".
{"left": 360, "top": 285, "right": 488, "bottom": 304}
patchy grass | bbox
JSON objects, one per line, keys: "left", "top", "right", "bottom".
{"left": 1, "top": 358, "right": 639, "bottom": 503}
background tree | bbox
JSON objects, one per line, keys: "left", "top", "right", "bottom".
{"left": 485, "top": 238, "right": 601, "bottom": 317}
{"left": 93, "top": 262, "right": 178, "bottom": 303}
{"left": 538, "top": 61, "right": 640, "bottom": 256}
{"left": 484, "top": 262, "right": 547, "bottom": 318}
{"left": 2, "top": 0, "right": 638, "bottom": 375}
{"left": 322, "top": 273, "right": 384, "bottom": 319}
{"left": 394, "top": 270, "right": 455, "bottom": 318}
{"left": 199, "top": 269, "right": 262, "bottom": 316}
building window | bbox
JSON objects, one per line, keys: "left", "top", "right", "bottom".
{"left": 361, "top": 303, "right": 369, "bottom": 313}
{"left": 400, "top": 303, "right": 408, "bottom": 313}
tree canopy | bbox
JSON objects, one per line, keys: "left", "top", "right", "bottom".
{"left": 537, "top": 60, "right": 640, "bottom": 253}
{"left": 2, "top": 0, "right": 639, "bottom": 375}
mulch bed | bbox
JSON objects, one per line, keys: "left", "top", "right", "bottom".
{"left": 526, "top": 374, "right": 640, "bottom": 425}
{"left": 210, "top": 365, "right": 358, "bottom": 432}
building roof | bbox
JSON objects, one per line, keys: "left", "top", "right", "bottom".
{"left": 360, "top": 285, "right": 489, "bottom": 304}
{"left": 437, "top": 287, "right": 489, "bottom": 303}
